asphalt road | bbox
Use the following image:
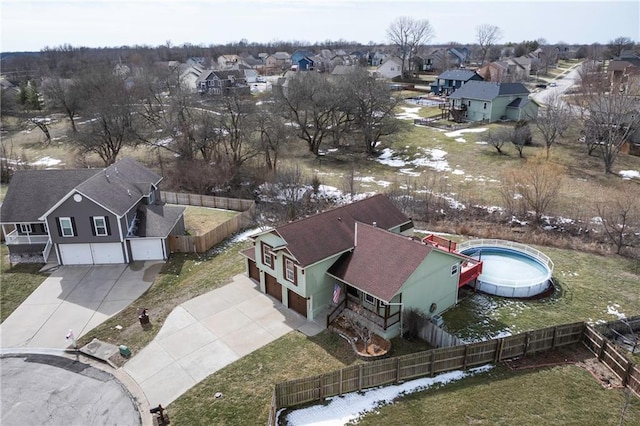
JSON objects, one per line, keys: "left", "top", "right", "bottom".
{"left": 1, "top": 354, "right": 140, "bottom": 426}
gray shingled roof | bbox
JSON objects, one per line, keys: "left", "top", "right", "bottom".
{"left": 75, "top": 157, "right": 162, "bottom": 217}
{"left": 1, "top": 169, "right": 99, "bottom": 222}
{"left": 449, "top": 81, "right": 529, "bottom": 101}
{"left": 272, "top": 194, "right": 410, "bottom": 267}
{"left": 328, "top": 223, "right": 433, "bottom": 302}
{"left": 436, "top": 69, "right": 479, "bottom": 81}
{"left": 136, "top": 204, "right": 185, "bottom": 237}
{"left": 507, "top": 97, "right": 531, "bottom": 108}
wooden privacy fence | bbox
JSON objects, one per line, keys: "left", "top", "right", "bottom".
{"left": 270, "top": 321, "right": 585, "bottom": 419}
{"left": 584, "top": 322, "right": 640, "bottom": 396}
{"left": 161, "top": 191, "right": 255, "bottom": 254}
{"left": 419, "top": 321, "right": 463, "bottom": 348}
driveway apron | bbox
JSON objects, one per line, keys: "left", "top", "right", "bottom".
{"left": 0, "top": 262, "right": 162, "bottom": 349}
{"left": 123, "top": 274, "right": 310, "bottom": 407}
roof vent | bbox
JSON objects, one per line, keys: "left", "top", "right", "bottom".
{"left": 372, "top": 221, "right": 377, "bottom": 227}
{"left": 127, "top": 189, "right": 132, "bottom": 196}
{"left": 105, "top": 173, "right": 110, "bottom": 182}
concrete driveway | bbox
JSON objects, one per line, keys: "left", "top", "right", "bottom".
{"left": 0, "top": 262, "right": 162, "bottom": 349}
{"left": 123, "top": 274, "right": 323, "bottom": 406}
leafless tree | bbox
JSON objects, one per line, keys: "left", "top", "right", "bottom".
{"left": 594, "top": 190, "right": 639, "bottom": 255}
{"left": 512, "top": 121, "right": 532, "bottom": 158}
{"left": 501, "top": 158, "right": 564, "bottom": 224}
{"left": 486, "top": 126, "right": 512, "bottom": 155}
{"left": 41, "top": 77, "right": 81, "bottom": 133}
{"left": 73, "top": 71, "right": 141, "bottom": 165}
{"left": 277, "top": 72, "right": 340, "bottom": 156}
{"left": 256, "top": 101, "right": 292, "bottom": 174}
{"left": 340, "top": 68, "right": 403, "bottom": 154}
{"left": 530, "top": 91, "right": 573, "bottom": 159}
{"left": 387, "top": 17, "right": 435, "bottom": 76}
{"left": 475, "top": 24, "right": 502, "bottom": 66}
{"left": 607, "top": 36, "right": 634, "bottom": 58}
{"left": 579, "top": 74, "right": 640, "bottom": 173}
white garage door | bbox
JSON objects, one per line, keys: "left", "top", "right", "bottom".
{"left": 129, "top": 238, "right": 165, "bottom": 261}
{"left": 59, "top": 244, "right": 93, "bottom": 265}
{"left": 59, "top": 243, "right": 125, "bottom": 265}
{"left": 91, "top": 243, "right": 125, "bottom": 264}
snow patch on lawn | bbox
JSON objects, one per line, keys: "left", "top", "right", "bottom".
{"left": 281, "top": 365, "right": 494, "bottom": 426}
{"left": 396, "top": 106, "right": 422, "bottom": 120}
{"left": 619, "top": 170, "right": 639, "bottom": 180}
{"left": 455, "top": 137, "right": 466, "bottom": 143}
{"left": 607, "top": 304, "right": 626, "bottom": 319}
{"left": 31, "top": 157, "right": 62, "bottom": 167}
{"left": 444, "top": 128, "right": 488, "bottom": 138}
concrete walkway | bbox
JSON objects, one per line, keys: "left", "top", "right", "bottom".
{"left": 0, "top": 262, "right": 163, "bottom": 349}
{"left": 123, "top": 274, "right": 323, "bottom": 406}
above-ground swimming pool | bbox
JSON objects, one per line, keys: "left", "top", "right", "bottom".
{"left": 457, "top": 239, "right": 554, "bottom": 298}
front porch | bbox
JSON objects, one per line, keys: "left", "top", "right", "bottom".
{"left": 326, "top": 290, "right": 402, "bottom": 340}
{"left": 3, "top": 229, "right": 53, "bottom": 264}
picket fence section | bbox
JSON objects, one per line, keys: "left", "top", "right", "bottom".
{"left": 161, "top": 191, "right": 255, "bottom": 254}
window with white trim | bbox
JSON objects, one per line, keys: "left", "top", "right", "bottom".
{"left": 364, "top": 293, "right": 375, "bottom": 305}
{"left": 93, "top": 216, "right": 108, "bottom": 236}
{"left": 261, "top": 242, "right": 274, "bottom": 268}
{"left": 451, "top": 263, "right": 459, "bottom": 276}
{"left": 285, "top": 258, "right": 296, "bottom": 283}
{"left": 59, "top": 217, "right": 74, "bottom": 237}
{"left": 19, "top": 224, "right": 32, "bottom": 234}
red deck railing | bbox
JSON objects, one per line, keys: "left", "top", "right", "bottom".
{"left": 422, "top": 234, "right": 482, "bottom": 288}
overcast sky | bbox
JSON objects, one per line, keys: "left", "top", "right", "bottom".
{"left": 1, "top": 0, "right": 638, "bottom": 52}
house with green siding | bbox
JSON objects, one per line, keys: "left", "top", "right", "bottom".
{"left": 448, "top": 81, "right": 539, "bottom": 123}
{"left": 241, "top": 194, "right": 470, "bottom": 339}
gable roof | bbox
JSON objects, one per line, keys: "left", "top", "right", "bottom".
{"left": 73, "top": 157, "right": 162, "bottom": 217}
{"left": 1, "top": 169, "right": 99, "bottom": 223}
{"left": 328, "top": 223, "right": 433, "bottom": 302}
{"left": 271, "top": 194, "right": 410, "bottom": 267}
{"left": 136, "top": 204, "right": 185, "bottom": 238}
{"left": 449, "top": 81, "right": 529, "bottom": 101}
{"left": 436, "top": 69, "right": 481, "bottom": 81}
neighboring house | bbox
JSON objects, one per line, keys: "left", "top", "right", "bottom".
{"left": 477, "top": 61, "right": 509, "bottom": 82}
{"left": 178, "top": 63, "right": 205, "bottom": 92}
{"left": 331, "top": 65, "right": 357, "bottom": 76}
{"left": 447, "top": 81, "right": 539, "bottom": 122}
{"left": 196, "top": 70, "right": 249, "bottom": 95}
{"left": 430, "top": 69, "right": 484, "bottom": 96}
{"left": 608, "top": 59, "right": 640, "bottom": 84}
{"left": 113, "top": 62, "right": 130, "bottom": 76}
{"left": 376, "top": 57, "right": 403, "bottom": 79}
{"left": 448, "top": 47, "right": 470, "bottom": 66}
{"left": 478, "top": 57, "right": 531, "bottom": 83}
{"left": 292, "top": 56, "right": 314, "bottom": 71}
{"left": 1, "top": 157, "right": 185, "bottom": 265}
{"left": 240, "top": 194, "right": 473, "bottom": 339}
{"left": 217, "top": 54, "right": 241, "bottom": 68}
{"left": 291, "top": 50, "right": 314, "bottom": 65}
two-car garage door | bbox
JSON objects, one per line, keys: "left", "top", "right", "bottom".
{"left": 58, "top": 243, "right": 125, "bottom": 265}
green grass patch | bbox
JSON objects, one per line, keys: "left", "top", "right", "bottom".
{"left": 0, "top": 244, "right": 47, "bottom": 322}
{"left": 168, "top": 330, "right": 433, "bottom": 425}
{"left": 352, "top": 364, "right": 640, "bottom": 425}
{"left": 182, "top": 206, "right": 239, "bottom": 236}
{"left": 443, "top": 248, "right": 640, "bottom": 339}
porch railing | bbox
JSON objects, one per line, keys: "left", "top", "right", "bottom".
{"left": 4, "top": 230, "right": 49, "bottom": 245}
{"left": 42, "top": 239, "right": 53, "bottom": 262}
{"left": 326, "top": 297, "right": 347, "bottom": 329}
